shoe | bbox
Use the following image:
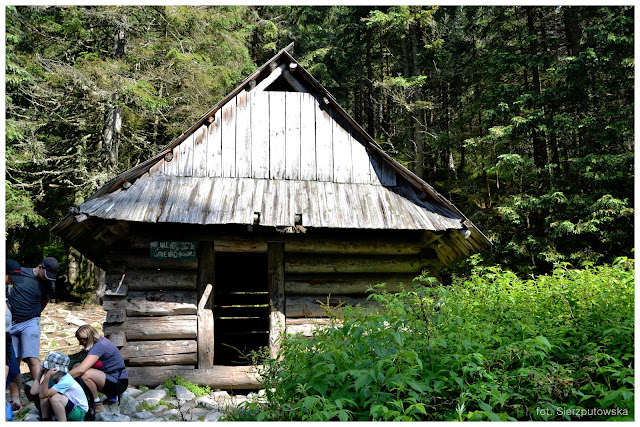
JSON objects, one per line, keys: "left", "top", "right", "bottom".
{"left": 94, "top": 401, "right": 104, "bottom": 414}
{"left": 104, "top": 395, "right": 118, "bottom": 405}
{"left": 10, "top": 401, "right": 22, "bottom": 412}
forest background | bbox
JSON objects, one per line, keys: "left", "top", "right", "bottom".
{"left": 4, "top": 5, "right": 634, "bottom": 302}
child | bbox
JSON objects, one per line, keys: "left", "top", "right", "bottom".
{"left": 31, "top": 352, "right": 89, "bottom": 421}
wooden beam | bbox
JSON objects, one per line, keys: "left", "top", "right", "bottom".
{"left": 121, "top": 340, "right": 197, "bottom": 366}
{"left": 103, "top": 291, "right": 197, "bottom": 316}
{"left": 284, "top": 254, "right": 434, "bottom": 274}
{"left": 254, "top": 63, "right": 286, "bottom": 92}
{"left": 105, "top": 269, "right": 197, "bottom": 291}
{"left": 286, "top": 295, "right": 377, "bottom": 318}
{"left": 268, "top": 242, "right": 285, "bottom": 359}
{"left": 103, "top": 315, "right": 197, "bottom": 340}
{"left": 197, "top": 241, "right": 215, "bottom": 369}
{"left": 282, "top": 69, "right": 308, "bottom": 93}
{"left": 127, "top": 365, "right": 262, "bottom": 389}
{"left": 285, "top": 273, "right": 417, "bottom": 295}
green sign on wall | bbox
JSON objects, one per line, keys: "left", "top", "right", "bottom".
{"left": 150, "top": 241, "right": 196, "bottom": 260}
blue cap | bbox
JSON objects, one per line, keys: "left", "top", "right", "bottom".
{"left": 6, "top": 259, "right": 24, "bottom": 284}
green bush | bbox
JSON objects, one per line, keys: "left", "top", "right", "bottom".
{"left": 162, "top": 375, "right": 211, "bottom": 397}
{"left": 235, "top": 260, "right": 634, "bottom": 421}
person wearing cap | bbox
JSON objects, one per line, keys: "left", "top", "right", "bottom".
{"left": 31, "top": 352, "right": 88, "bottom": 421}
{"left": 7, "top": 257, "right": 58, "bottom": 410}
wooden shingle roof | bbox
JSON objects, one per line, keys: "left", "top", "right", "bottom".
{"left": 52, "top": 47, "right": 490, "bottom": 264}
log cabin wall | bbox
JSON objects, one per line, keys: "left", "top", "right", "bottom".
{"left": 101, "top": 249, "right": 199, "bottom": 370}
{"left": 282, "top": 235, "right": 437, "bottom": 338}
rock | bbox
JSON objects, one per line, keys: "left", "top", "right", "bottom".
{"left": 133, "top": 410, "right": 156, "bottom": 420}
{"left": 179, "top": 401, "right": 197, "bottom": 412}
{"left": 136, "top": 389, "right": 167, "bottom": 406}
{"left": 195, "top": 395, "right": 220, "bottom": 409}
{"left": 117, "top": 392, "right": 140, "bottom": 416}
{"left": 23, "top": 413, "right": 41, "bottom": 421}
{"left": 175, "top": 384, "right": 196, "bottom": 401}
{"left": 211, "top": 390, "right": 230, "bottom": 400}
{"left": 183, "top": 407, "right": 210, "bottom": 421}
{"left": 205, "top": 410, "right": 224, "bottom": 422}
{"left": 163, "top": 409, "right": 181, "bottom": 420}
{"left": 65, "top": 314, "right": 87, "bottom": 326}
{"left": 96, "top": 412, "right": 131, "bottom": 422}
{"left": 163, "top": 397, "right": 179, "bottom": 408}
{"left": 152, "top": 405, "right": 169, "bottom": 414}
{"left": 125, "top": 387, "right": 144, "bottom": 398}
{"left": 155, "top": 385, "right": 169, "bottom": 391}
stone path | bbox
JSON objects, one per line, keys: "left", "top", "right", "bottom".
{"left": 8, "top": 302, "right": 263, "bottom": 421}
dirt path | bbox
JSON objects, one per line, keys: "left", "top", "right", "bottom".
{"left": 19, "top": 301, "right": 107, "bottom": 373}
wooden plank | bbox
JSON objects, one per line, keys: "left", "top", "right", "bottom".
{"left": 214, "top": 292, "right": 269, "bottom": 306}
{"left": 104, "top": 331, "right": 126, "bottom": 348}
{"left": 335, "top": 183, "right": 355, "bottom": 228}
{"left": 254, "top": 63, "right": 286, "bottom": 92}
{"left": 214, "top": 317, "right": 269, "bottom": 332}
{"left": 164, "top": 146, "right": 180, "bottom": 176}
{"left": 323, "top": 182, "right": 338, "bottom": 228}
{"left": 250, "top": 178, "right": 266, "bottom": 222}
{"left": 332, "top": 110, "right": 353, "bottom": 183}
{"left": 286, "top": 295, "right": 376, "bottom": 318}
{"left": 268, "top": 242, "right": 285, "bottom": 359}
{"left": 352, "top": 134, "right": 371, "bottom": 184}
{"left": 103, "top": 291, "right": 197, "bottom": 316}
{"left": 192, "top": 125, "right": 208, "bottom": 178}
{"left": 283, "top": 237, "right": 424, "bottom": 255}
{"left": 285, "top": 254, "right": 426, "bottom": 274}
{"left": 214, "top": 305, "right": 269, "bottom": 318}
{"left": 127, "top": 365, "right": 262, "bottom": 389}
{"left": 285, "top": 92, "right": 301, "bottom": 179}
{"left": 127, "top": 353, "right": 197, "bottom": 366}
{"left": 207, "top": 109, "right": 223, "bottom": 177}
{"left": 179, "top": 133, "right": 194, "bottom": 177}
{"left": 120, "top": 340, "right": 197, "bottom": 358}
{"left": 285, "top": 274, "right": 417, "bottom": 295}
{"left": 214, "top": 239, "right": 267, "bottom": 253}
{"left": 369, "top": 151, "right": 384, "bottom": 185}
{"left": 235, "top": 90, "right": 252, "bottom": 177}
{"left": 105, "top": 269, "right": 197, "bottom": 291}
{"left": 251, "top": 92, "right": 270, "bottom": 179}
{"left": 197, "top": 242, "right": 215, "bottom": 369}
{"left": 315, "top": 98, "right": 333, "bottom": 181}
{"left": 103, "top": 315, "right": 197, "bottom": 340}
{"left": 221, "top": 97, "right": 236, "bottom": 177}
{"left": 232, "top": 178, "right": 254, "bottom": 225}
{"left": 299, "top": 92, "right": 317, "bottom": 180}
{"left": 269, "top": 92, "right": 286, "bottom": 179}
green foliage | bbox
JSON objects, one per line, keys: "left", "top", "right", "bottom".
{"left": 236, "top": 262, "right": 634, "bottom": 421}
{"left": 162, "top": 375, "right": 211, "bottom": 397}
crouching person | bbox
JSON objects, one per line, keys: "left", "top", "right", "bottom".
{"left": 69, "top": 325, "right": 128, "bottom": 414}
{"left": 31, "top": 352, "right": 88, "bottom": 421}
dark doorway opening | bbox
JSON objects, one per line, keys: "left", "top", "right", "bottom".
{"left": 214, "top": 252, "right": 269, "bottom": 365}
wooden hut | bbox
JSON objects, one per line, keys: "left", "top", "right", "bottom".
{"left": 52, "top": 48, "right": 490, "bottom": 389}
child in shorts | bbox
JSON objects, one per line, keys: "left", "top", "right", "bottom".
{"left": 31, "top": 352, "right": 88, "bottom": 421}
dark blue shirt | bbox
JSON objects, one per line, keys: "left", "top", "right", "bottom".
{"left": 8, "top": 267, "right": 54, "bottom": 323}
{"left": 87, "top": 337, "right": 128, "bottom": 379}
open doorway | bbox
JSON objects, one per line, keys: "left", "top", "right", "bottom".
{"left": 213, "top": 252, "right": 269, "bottom": 365}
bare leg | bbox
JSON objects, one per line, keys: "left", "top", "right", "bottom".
{"left": 81, "top": 368, "right": 106, "bottom": 401}
{"left": 49, "top": 394, "right": 69, "bottom": 422}
{"left": 23, "top": 357, "right": 40, "bottom": 381}
{"left": 40, "top": 397, "right": 51, "bottom": 420}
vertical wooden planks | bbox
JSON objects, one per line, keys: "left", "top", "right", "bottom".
{"left": 267, "top": 242, "right": 285, "bottom": 359}
{"left": 251, "top": 92, "right": 270, "bottom": 179}
{"left": 332, "top": 111, "right": 353, "bottom": 183}
{"left": 197, "top": 242, "right": 215, "bottom": 368}
{"left": 285, "top": 92, "right": 301, "bottom": 180}
{"left": 235, "top": 91, "right": 252, "bottom": 178}
{"left": 351, "top": 134, "right": 371, "bottom": 184}
{"left": 299, "top": 93, "right": 317, "bottom": 181}
{"left": 179, "top": 134, "right": 194, "bottom": 177}
{"left": 221, "top": 97, "right": 236, "bottom": 177}
{"left": 192, "top": 125, "right": 208, "bottom": 178}
{"left": 207, "top": 109, "right": 223, "bottom": 177}
{"left": 315, "top": 97, "right": 333, "bottom": 181}
{"left": 269, "top": 92, "right": 286, "bottom": 179}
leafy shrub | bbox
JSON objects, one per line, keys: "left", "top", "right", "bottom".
{"left": 235, "top": 260, "right": 634, "bottom": 421}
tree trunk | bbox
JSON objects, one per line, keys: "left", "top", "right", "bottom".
{"left": 68, "top": 247, "right": 82, "bottom": 286}
{"left": 526, "top": 6, "right": 549, "bottom": 189}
